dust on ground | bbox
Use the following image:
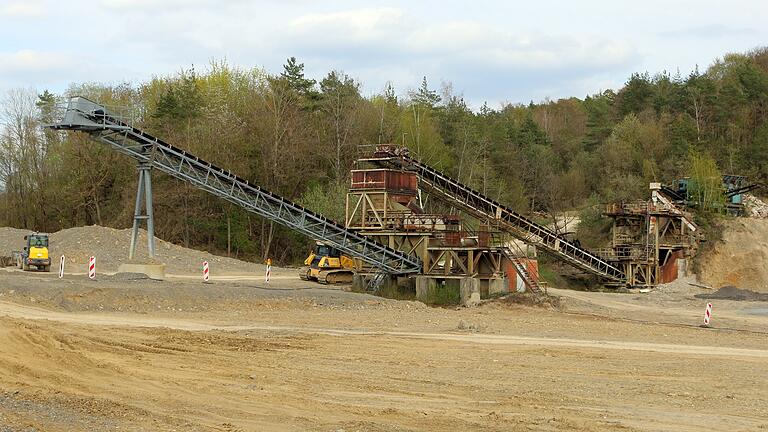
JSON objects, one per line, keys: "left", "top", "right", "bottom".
{"left": 0, "top": 221, "right": 767, "bottom": 431}
{"left": 0, "top": 267, "right": 766, "bottom": 431}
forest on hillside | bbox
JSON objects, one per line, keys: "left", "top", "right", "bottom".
{"left": 1, "top": 48, "right": 767, "bottom": 263}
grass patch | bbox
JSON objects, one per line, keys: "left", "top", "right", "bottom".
{"left": 375, "top": 283, "right": 417, "bottom": 301}
{"left": 419, "top": 279, "right": 461, "bottom": 305}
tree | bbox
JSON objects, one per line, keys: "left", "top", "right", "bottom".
{"left": 280, "top": 57, "right": 320, "bottom": 109}
{"left": 687, "top": 149, "right": 724, "bottom": 212}
{"left": 0, "top": 89, "right": 47, "bottom": 228}
{"left": 411, "top": 76, "right": 441, "bottom": 108}
{"left": 582, "top": 90, "right": 615, "bottom": 150}
{"left": 616, "top": 72, "right": 654, "bottom": 116}
{"left": 372, "top": 82, "right": 400, "bottom": 144}
{"left": 319, "top": 71, "right": 363, "bottom": 182}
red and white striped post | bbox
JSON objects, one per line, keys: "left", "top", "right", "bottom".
{"left": 265, "top": 258, "right": 271, "bottom": 284}
{"left": 202, "top": 261, "right": 210, "bottom": 283}
{"left": 58, "top": 255, "right": 65, "bottom": 279}
{"left": 88, "top": 256, "right": 96, "bottom": 280}
{"left": 703, "top": 302, "right": 713, "bottom": 327}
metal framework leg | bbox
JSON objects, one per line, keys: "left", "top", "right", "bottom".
{"left": 129, "top": 163, "right": 156, "bottom": 259}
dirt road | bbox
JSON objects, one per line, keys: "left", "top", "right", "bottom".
{"left": 0, "top": 271, "right": 766, "bottom": 431}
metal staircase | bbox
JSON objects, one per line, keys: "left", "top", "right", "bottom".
{"left": 499, "top": 247, "right": 544, "bottom": 295}
{"left": 48, "top": 97, "right": 422, "bottom": 275}
{"left": 368, "top": 148, "right": 626, "bottom": 283}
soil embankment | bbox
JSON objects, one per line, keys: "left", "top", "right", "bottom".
{"left": 698, "top": 218, "right": 768, "bottom": 293}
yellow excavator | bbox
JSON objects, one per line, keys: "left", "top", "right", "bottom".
{"left": 18, "top": 232, "right": 51, "bottom": 272}
{"left": 299, "top": 242, "right": 355, "bottom": 284}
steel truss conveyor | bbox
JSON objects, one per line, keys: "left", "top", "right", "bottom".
{"left": 369, "top": 148, "right": 626, "bottom": 283}
{"left": 48, "top": 97, "right": 421, "bottom": 275}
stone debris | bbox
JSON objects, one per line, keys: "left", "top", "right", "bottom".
{"left": 744, "top": 193, "right": 768, "bottom": 218}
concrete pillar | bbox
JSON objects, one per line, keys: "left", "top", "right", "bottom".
{"left": 351, "top": 274, "right": 366, "bottom": 292}
{"left": 460, "top": 277, "right": 481, "bottom": 307}
{"left": 415, "top": 276, "right": 437, "bottom": 302}
{"left": 488, "top": 275, "right": 509, "bottom": 297}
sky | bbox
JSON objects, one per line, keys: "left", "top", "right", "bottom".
{"left": 0, "top": 0, "right": 766, "bottom": 108}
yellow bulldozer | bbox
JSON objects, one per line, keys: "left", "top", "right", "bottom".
{"left": 18, "top": 232, "right": 51, "bottom": 272}
{"left": 299, "top": 242, "right": 355, "bottom": 284}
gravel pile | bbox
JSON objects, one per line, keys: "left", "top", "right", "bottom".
{"left": 0, "top": 227, "right": 29, "bottom": 256}
{"left": 1, "top": 225, "right": 272, "bottom": 275}
{"left": 696, "top": 285, "right": 768, "bottom": 302}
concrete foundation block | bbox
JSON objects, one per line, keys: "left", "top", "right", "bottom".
{"left": 415, "top": 276, "right": 437, "bottom": 302}
{"left": 351, "top": 274, "right": 366, "bottom": 292}
{"left": 488, "top": 275, "right": 509, "bottom": 297}
{"left": 117, "top": 263, "right": 166, "bottom": 280}
{"left": 460, "top": 277, "right": 481, "bottom": 307}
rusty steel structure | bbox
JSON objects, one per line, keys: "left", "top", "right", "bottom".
{"left": 361, "top": 146, "right": 626, "bottom": 284}
{"left": 600, "top": 184, "right": 700, "bottom": 287}
{"left": 345, "top": 160, "right": 521, "bottom": 297}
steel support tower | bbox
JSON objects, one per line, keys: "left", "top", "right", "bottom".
{"left": 128, "top": 162, "right": 155, "bottom": 259}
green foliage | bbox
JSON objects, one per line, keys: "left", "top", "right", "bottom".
{"left": 299, "top": 181, "right": 348, "bottom": 223}
{"left": 3, "top": 46, "right": 768, "bottom": 265}
{"left": 280, "top": 56, "right": 320, "bottom": 108}
{"left": 582, "top": 90, "right": 615, "bottom": 150}
{"left": 687, "top": 149, "right": 725, "bottom": 212}
{"left": 576, "top": 195, "right": 613, "bottom": 248}
{"left": 616, "top": 72, "right": 654, "bottom": 116}
{"left": 411, "top": 76, "right": 441, "bottom": 108}
{"left": 152, "top": 68, "right": 201, "bottom": 123}
{"left": 418, "top": 279, "right": 461, "bottom": 305}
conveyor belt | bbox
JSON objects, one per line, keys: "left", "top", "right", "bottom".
{"left": 48, "top": 97, "right": 422, "bottom": 274}
{"left": 369, "top": 149, "right": 626, "bottom": 282}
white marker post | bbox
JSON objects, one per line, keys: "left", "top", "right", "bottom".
{"left": 265, "top": 258, "right": 271, "bottom": 284}
{"left": 58, "top": 255, "right": 65, "bottom": 279}
{"left": 202, "top": 261, "right": 210, "bottom": 283}
{"left": 88, "top": 256, "right": 96, "bottom": 280}
{"left": 703, "top": 302, "right": 713, "bottom": 327}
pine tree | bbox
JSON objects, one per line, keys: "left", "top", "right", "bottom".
{"left": 280, "top": 57, "right": 320, "bottom": 108}
{"left": 411, "top": 77, "right": 441, "bottom": 108}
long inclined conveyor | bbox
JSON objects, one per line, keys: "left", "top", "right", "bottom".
{"left": 369, "top": 149, "right": 626, "bottom": 283}
{"left": 48, "top": 97, "right": 422, "bottom": 274}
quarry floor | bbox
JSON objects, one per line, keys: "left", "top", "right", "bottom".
{"left": 0, "top": 268, "right": 766, "bottom": 432}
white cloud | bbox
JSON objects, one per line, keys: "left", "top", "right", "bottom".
{"left": 0, "top": 1, "right": 47, "bottom": 17}
{"left": 1, "top": 0, "right": 766, "bottom": 105}
{"left": 291, "top": 7, "right": 405, "bottom": 37}
{"left": 285, "top": 8, "right": 635, "bottom": 72}
{"left": 0, "top": 50, "right": 74, "bottom": 75}
{"left": 101, "top": 0, "right": 218, "bottom": 9}
{"left": 280, "top": 8, "right": 638, "bottom": 104}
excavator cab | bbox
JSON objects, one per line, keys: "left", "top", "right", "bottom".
{"left": 19, "top": 233, "right": 51, "bottom": 272}
{"left": 299, "top": 242, "right": 355, "bottom": 284}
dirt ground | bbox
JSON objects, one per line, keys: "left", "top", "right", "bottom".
{"left": 0, "top": 267, "right": 766, "bottom": 432}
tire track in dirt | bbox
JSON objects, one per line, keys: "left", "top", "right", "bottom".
{"left": 2, "top": 300, "right": 766, "bottom": 359}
